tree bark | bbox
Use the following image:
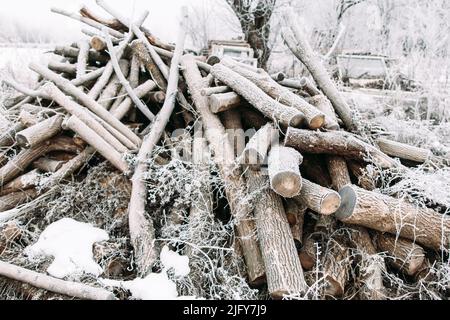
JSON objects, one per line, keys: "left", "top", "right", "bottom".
{"left": 294, "top": 179, "right": 341, "bottom": 215}
{"left": 221, "top": 58, "right": 325, "bottom": 129}
{"left": 181, "top": 54, "right": 265, "bottom": 286}
{"left": 0, "top": 260, "right": 116, "bottom": 300}
{"left": 210, "top": 64, "right": 304, "bottom": 128}
{"left": 336, "top": 185, "right": 450, "bottom": 251}
{"left": 285, "top": 128, "right": 399, "bottom": 169}
{"left": 281, "top": 14, "right": 355, "bottom": 131}
{"left": 268, "top": 145, "right": 303, "bottom": 198}
{"left": 76, "top": 40, "right": 90, "bottom": 79}
{"left": 246, "top": 170, "right": 307, "bottom": 298}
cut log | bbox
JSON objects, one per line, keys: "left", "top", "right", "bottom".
{"left": 246, "top": 170, "right": 307, "bottom": 298}
{"left": 0, "top": 189, "right": 38, "bottom": 212}
{"left": 131, "top": 40, "right": 168, "bottom": 90}
{"left": 97, "top": 59, "right": 129, "bottom": 110}
{"left": 0, "top": 260, "right": 115, "bottom": 300}
{"left": 326, "top": 155, "right": 351, "bottom": 191}
{"left": 271, "top": 72, "right": 286, "bottom": 82}
{"left": 53, "top": 45, "right": 109, "bottom": 65}
{"left": 268, "top": 145, "right": 303, "bottom": 198}
{"left": 200, "top": 86, "right": 230, "bottom": 96}
{"left": 76, "top": 40, "right": 90, "bottom": 79}
{"left": 32, "top": 64, "right": 141, "bottom": 148}
{"left": 221, "top": 109, "right": 245, "bottom": 157}
{"left": 347, "top": 160, "right": 377, "bottom": 191}
{"left": 15, "top": 115, "right": 63, "bottom": 148}
{"left": 284, "top": 199, "right": 306, "bottom": 250}
{"left": 210, "top": 64, "right": 304, "bottom": 127}
{"left": 209, "top": 92, "right": 242, "bottom": 114}
{"left": 294, "top": 179, "right": 341, "bottom": 215}
{"left": 322, "top": 238, "right": 349, "bottom": 298}
{"left": 0, "top": 136, "right": 80, "bottom": 187}
{"left": 375, "top": 233, "right": 426, "bottom": 276}
{"left": 221, "top": 58, "right": 325, "bottom": 129}
{"left": 181, "top": 54, "right": 265, "bottom": 285}
{"left": 0, "top": 170, "right": 41, "bottom": 196}
{"left": 376, "top": 138, "right": 431, "bottom": 164}
{"left": 32, "top": 158, "right": 66, "bottom": 173}
{"left": 63, "top": 116, "right": 129, "bottom": 174}
{"left": 79, "top": 5, "right": 127, "bottom": 32}
{"left": 299, "top": 224, "right": 319, "bottom": 271}
{"left": 111, "top": 80, "right": 157, "bottom": 120}
{"left": 298, "top": 77, "right": 321, "bottom": 97}
{"left": 0, "top": 123, "right": 25, "bottom": 148}
{"left": 307, "top": 95, "right": 340, "bottom": 130}
{"left": 281, "top": 14, "right": 355, "bottom": 131}
{"left": 90, "top": 36, "right": 107, "bottom": 51}
{"left": 147, "top": 91, "right": 166, "bottom": 104}
{"left": 285, "top": 128, "right": 399, "bottom": 169}
{"left": 336, "top": 185, "right": 450, "bottom": 251}
{"left": 240, "top": 123, "right": 277, "bottom": 170}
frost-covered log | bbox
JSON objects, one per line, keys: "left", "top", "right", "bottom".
{"left": 322, "top": 238, "right": 350, "bottom": 298}
{"left": 0, "top": 189, "right": 38, "bottom": 212}
{"left": 32, "top": 158, "right": 66, "bottom": 173}
{"left": 375, "top": 233, "right": 426, "bottom": 277}
{"left": 0, "top": 170, "right": 40, "bottom": 196}
{"left": 53, "top": 45, "right": 109, "bottom": 65}
{"left": 268, "top": 146, "right": 303, "bottom": 198}
{"left": 0, "top": 136, "right": 80, "bottom": 187}
{"left": 284, "top": 199, "right": 305, "bottom": 251}
{"left": 63, "top": 115, "right": 129, "bottom": 173}
{"left": 15, "top": 115, "right": 63, "bottom": 148}
{"left": 376, "top": 138, "right": 431, "bottom": 164}
{"left": 131, "top": 40, "right": 168, "bottom": 90}
{"left": 0, "top": 123, "right": 25, "bottom": 148}
{"left": 240, "top": 123, "right": 276, "bottom": 170}
{"left": 246, "top": 170, "right": 307, "bottom": 298}
{"left": 181, "top": 54, "right": 265, "bottom": 285}
{"left": 76, "top": 40, "right": 90, "bottom": 79}
{"left": 97, "top": 59, "right": 129, "bottom": 110}
{"left": 281, "top": 13, "right": 355, "bottom": 131}
{"left": 307, "top": 95, "right": 340, "bottom": 130}
{"left": 326, "top": 155, "right": 351, "bottom": 191}
{"left": 221, "top": 58, "right": 325, "bottom": 129}
{"left": 147, "top": 91, "right": 166, "bottom": 104}
{"left": 347, "top": 160, "right": 377, "bottom": 191}
{"left": 285, "top": 128, "right": 399, "bottom": 169}
{"left": 294, "top": 179, "right": 341, "bottom": 215}
{"left": 200, "top": 86, "right": 230, "bottom": 96}
{"left": 336, "top": 185, "right": 450, "bottom": 251}
{"left": 90, "top": 35, "right": 107, "bottom": 51}
{"left": 210, "top": 64, "right": 304, "bottom": 128}
{"left": 0, "top": 260, "right": 116, "bottom": 300}
{"left": 209, "top": 92, "right": 241, "bottom": 114}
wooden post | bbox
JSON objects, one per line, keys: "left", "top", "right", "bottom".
{"left": 210, "top": 64, "right": 304, "bottom": 128}
{"left": 336, "top": 185, "right": 450, "bottom": 251}
{"left": 221, "top": 58, "right": 325, "bottom": 129}
{"left": 246, "top": 169, "right": 307, "bottom": 298}
{"left": 181, "top": 54, "right": 266, "bottom": 286}
{"left": 268, "top": 145, "right": 303, "bottom": 198}
{"left": 281, "top": 13, "right": 355, "bottom": 131}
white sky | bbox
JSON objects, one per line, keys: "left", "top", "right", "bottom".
{"left": 0, "top": 0, "right": 200, "bottom": 42}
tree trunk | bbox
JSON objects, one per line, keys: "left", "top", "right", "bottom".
{"left": 0, "top": 260, "right": 115, "bottom": 300}
{"left": 285, "top": 128, "right": 399, "bottom": 169}
{"left": 246, "top": 170, "right": 307, "bottom": 298}
{"left": 294, "top": 178, "right": 341, "bottom": 215}
{"left": 181, "top": 54, "right": 265, "bottom": 286}
{"left": 210, "top": 64, "right": 304, "bottom": 128}
{"left": 322, "top": 238, "right": 349, "bottom": 298}
{"left": 336, "top": 185, "right": 450, "bottom": 251}
{"left": 281, "top": 14, "right": 355, "bottom": 131}
{"left": 268, "top": 145, "right": 303, "bottom": 198}
{"left": 221, "top": 58, "right": 325, "bottom": 129}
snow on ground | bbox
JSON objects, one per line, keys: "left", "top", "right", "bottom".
{"left": 24, "top": 218, "right": 109, "bottom": 279}
{"left": 160, "top": 245, "right": 190, "bottom": 277}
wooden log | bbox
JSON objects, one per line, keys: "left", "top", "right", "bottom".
{"left": 18, "top": 110, "right": 39, "bottom": 128}
{"left": 131, "top": 40, "right": 167, "bottom": 90}
{"left": 0, "top": 136, "right": 80, "bottom": 187}
{"left": 376, "top": 138, "right": 431, "bottom": 164}
{"left": 53, "top": 45, "right": 109, "bottom": 65}
{"left": 111, "top": 80, "right": 158, "bottom": 120}
{"left": 90, "top": 36, "right": 107, "bottom": 51}
{"left": 41, "top": 83, "right": 130, "bottom": 153}
{"left": 246, "top": 170, "right": 307, "bottom": 298}
{"left": 285, "top": 199, "right": 306, "bottom": 250}
{"left": 181, "top": 54, "right": 265, "bottom": 285}
{"left": 375, "top": 233, "right": 425, "bottom": 276}
{"left": 336, "top": 185, "right": 450, "bottom": 251}
{"left": 271, "top": 72, "right": 286, "bottom": 82}
{"left": 48, "top": 61, "right": 78, "bottom": 75}
{"left": 285, "top": 128, "right": 399, "bottom": 169}
{"left": 326, "top": 155, "right": 352, "bottom": 191}
{"left": 0, "top": 170, "right": 41, "bottom": 196}
{"left": 63, "top": 116, "right": 129, "bottom": 174}
{"left": 209, "top": 92, "right": 242, "bottom": 114}
{"left": 32, "top": 158, "right": 66, "bottom": 173}
{"left": 240, "top": 123, "right": 277, "bottom": 170}
{"left": 294, "top": 179, "right": 341, "bottom": 215}
{"left": 97, "top": 59, "right": 129, "bottom": 110}
{"left": 0, "top": 260, "right": 115, "bottom": 300}
{"left": 221, "top": 109, "right": 245, "bottom": 157}
{"left": 298, "top": 77, "right": 321, "bottom": 97}
{"left": 307, "top": 95, "right": 340, "bottom": 130}
{"left": 281, "top": 14, "right": 355, "bottom": 131}
{"left": 347, "top": 160, "right": 377, "bottom": 191}
{"left": 0, "top": 123, "right": 25, "bottom": 148}
{"left": 76, "top": 40, "right": 90, "bottom": 79}
{"left": 147, "top": 91, "right": 166, "bottom": 104}
{"left": 0, "top": 189, "right": 38, "bottom": 212}
{"left": 31, "top": 64, "right": 141, "bottom": 149}
{"left": 322, "top": 238, "right": 350, "bottom": 298}
{"left": 240, "top": 108, "right": 267, "bottom": 130}
{"left": 200, "top": 86, "right": 230, "bottom": 96}
{"left": 221, "top": 58, "right": 325, "bottom": 129}
{"left": 79, "top": 5, "right": 126, "bottom": 31}
{"left": 348, "top": 226, "right": 386, "bottom": 300}
{"left": 210, "top": 64, "right": 304, "bottom": 128}
{"left": 299, "top": 222, "right": 319, "bottom": 270}
{"left": 268, "top": 145, "right": 303, "bottom": 198}
{"left": 15, "top": 115, "right": 63, "bottom": 149}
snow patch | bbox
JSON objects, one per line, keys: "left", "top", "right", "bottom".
{"left": 160, "top": 245, "right": 190, "bottom": 277}
{"left": 24, "top": 218, "right": 109, "bottom": 279}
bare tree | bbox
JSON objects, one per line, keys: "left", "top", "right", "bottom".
{"left": 225, "top": 0, "right": 277, "bottom": 69}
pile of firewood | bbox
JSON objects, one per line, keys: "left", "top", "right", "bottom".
{"left": 0, "top": 1, "right": 449, "bottom": 300}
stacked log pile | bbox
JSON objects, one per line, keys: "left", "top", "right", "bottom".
{"left": 0, "top": 3, "right": 449, "bottom": 300}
